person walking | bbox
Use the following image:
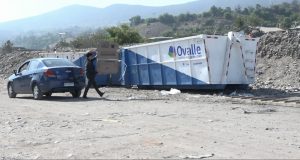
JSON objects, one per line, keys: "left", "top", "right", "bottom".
{"left": 82, "top": 51, "right": 105, "bottom": 98}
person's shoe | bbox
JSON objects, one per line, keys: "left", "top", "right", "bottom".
{"left": 82, "top": 96, "right": 88, "bottom": 99}
{"left": 99, "top": 92, "right": 105, "bottom": 97}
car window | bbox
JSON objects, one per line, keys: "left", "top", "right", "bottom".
{"left": 37, "top": 62, "right": 45, "bottom": 69}
{"left": 42, "top": 59, "right": 76, "bottom": 67}
{"left": 18, "top": 62, "right": 30, "bottom": 73}
{"left": 28, "top": 60, "right": 41, "bottom": 71}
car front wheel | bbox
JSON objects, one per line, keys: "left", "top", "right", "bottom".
{"left": 33, "top": 84, "right": 43, "bottom": 100}
{"left": 7, "top": 82, "right": 17, "bottom": 98}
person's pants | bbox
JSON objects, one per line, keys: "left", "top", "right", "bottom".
{"left": 83, "top": 77, "right": 103, "bottom": 97}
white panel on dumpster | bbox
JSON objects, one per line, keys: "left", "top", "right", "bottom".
{"left": 191, "top": 58, "right": 209, "bottom": 84}
{"left": 203, "top": 36, "right": 228, "bottom": 84}
{"left": 147, "top": 45, "right": 160, "bottom": 63}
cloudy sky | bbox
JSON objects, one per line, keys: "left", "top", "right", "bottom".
{"left": 0, "top": 0, "right": 196, "bottom": 22}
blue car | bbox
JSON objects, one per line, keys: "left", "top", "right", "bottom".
{"left": 7, "top": 58, "right": 85, "bottom": 100}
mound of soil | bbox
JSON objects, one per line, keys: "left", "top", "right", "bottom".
{"left": 253, "top": 30, "right": 300, "bottom": 92}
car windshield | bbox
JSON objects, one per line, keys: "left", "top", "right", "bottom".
{"left": 42, "top": 59, "right": 76, "bottom": 67}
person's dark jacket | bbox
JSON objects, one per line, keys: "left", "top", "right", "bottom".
{"left": 85, "top": 57, "right": 97, "bottom": 79}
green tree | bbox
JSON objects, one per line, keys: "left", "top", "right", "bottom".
{"left": 2, "top": 40, "right": 13, "bottom": 53}
{"left": 129, "top": 15, "right": 143, "bottom": 26}
{"left": 159, "top": 13, "right": 175, "bottom": 25}
{"left": 202, "top": 12, "right": 211, "bottom": 18}
{"left": 248, "top": 14, "right": 262, "bottom": 26}
{"left": 56, "top": 41, "right": 70, "bottom": 49}
{"left": 234, "top": 16, "right": 245, "bottom": 31}
{"left": 70, "top": 38, "right": 84, "bottom": 49}
{"left": 145, "top": 18, "right": 158, "bottom": 24}
{"left": 106, "top": 24, "right": 143, "bottom": 45}
{"left": 210, "top": 6, "right": 223, "bottom": 17}
{"left": 224, "top": 12, "right": 233, "bottom": 20}
{"left": 281, "top": 17, "right": 292, "bottom": 29}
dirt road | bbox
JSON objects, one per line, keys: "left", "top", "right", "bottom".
{"left": 1, "top": 81, "right": 300, "bottom": 159}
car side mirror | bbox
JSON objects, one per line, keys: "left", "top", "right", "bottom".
{"left": 14, "top": 70, "right": 21, "bottom": 76}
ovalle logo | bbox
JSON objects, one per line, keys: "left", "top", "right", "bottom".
{"left": 168, "top": 44, "right": 202, "bottom": 58}
{"left": 168, "top": 46, "right": 176, "bottom": 58}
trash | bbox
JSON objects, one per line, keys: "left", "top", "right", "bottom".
{"left": 243, "top": 110, "right": 252, "bottom": 114}
{"left": 180, "top": 153, "right": 215, "bottom": 159}
{"left": 92, "top": 119, "right": 120, "bottom": 123}
{"left": 231, "top": 107, "right": 240, "bottom": 110}
{"left": 158, "top": 114, "right": 176, "bottom": 117}
{"left": 67, "top": 153, "right": 74, "bottom": 158}
{"left": 161, "top": 90, "right": 170, "bottom": 96}
{"left": 143, "top": 112, "right": 157, "bottom": 116}
{"left": 161, "top": 88, "right": 181, "bottom": 95}
{"left": 240, "top": 93, "right": 254, "bottom": 97}
{"left": 229, "top": 91, "right": 237, "bottom": 96}
{"left": 82, "top": 113, "right": 90, "bottom": 116}
{"left": 127, "top": 96, "right": 135, "bottom": 100}
{"left": 243, "top": 108, "right": 277, "bottom": 114}
{"left": 170, "top": 88, "right": 181, "bottom": 94}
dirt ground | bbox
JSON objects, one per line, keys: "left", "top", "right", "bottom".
{"left": 1, "top": 79, "right": 300, "bottom": 159}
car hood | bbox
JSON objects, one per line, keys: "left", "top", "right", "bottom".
{"left": 8, "top": 74, "right": 17, "bottom": 81}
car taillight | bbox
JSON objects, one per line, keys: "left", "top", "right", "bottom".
{"left": 44, "top": 69, "right": 56, "bottom": 78}
{"left": 80, "top": 68, "right": 84, "bottom": 76}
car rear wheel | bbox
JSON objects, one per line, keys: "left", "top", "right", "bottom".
{"left": 44, "top": 92, "right": 52, "bottom": 97}
{"left": 71, "top": 89, "right": 81, "bottom": 98}
{"left": 33, "top": 84, "right": 43, "bottom": 100}
{"left": 7, "top": 82, "right": 17, "bottom": 98}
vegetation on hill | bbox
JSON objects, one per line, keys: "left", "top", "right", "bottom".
{"left": 1, "top": 40, "right": 14, "bottom": 53}
{"left": 2, "top": 1, "right": 299, "bottom": 50}
{"left": 130, "top": 0, "right": 300, "bottom": 37}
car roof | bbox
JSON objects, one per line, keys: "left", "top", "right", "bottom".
{"left": 27, "top": 58, "right": 70, "bottom": 62}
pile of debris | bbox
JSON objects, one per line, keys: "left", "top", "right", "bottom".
{"left": 253, "top": 30, "right": 300, "bottom": 92}
{"left": 258, "top": 30, "right": 300, "bottom": 58}
{"left": 0, "top": 51, "right": 39, "bottom": 78}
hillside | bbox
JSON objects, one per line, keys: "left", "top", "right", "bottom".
{"left": 0, "top": 0, "right": 294, "bottom": 32}
{"left": 134, "top": 1, "right": 300, "bottom": 38}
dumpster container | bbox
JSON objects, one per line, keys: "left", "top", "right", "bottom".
{"left": 121, "top": 32, "right": 259, "bottom": 89}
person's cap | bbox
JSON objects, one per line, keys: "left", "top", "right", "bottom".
{"left": 86, "top": 52, "right": 93, "bottom": 57}
{"left": 86, "top": 50, "right": 96, "bottom": 57}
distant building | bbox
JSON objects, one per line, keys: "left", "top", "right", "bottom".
{"left": 147, "top": 36, "right": 173, "bottom": 42}
{"left": 257, "top": 27, "right": 284, "bottom": 33}
{"left": 290, "top": 25, "right": 300, "bottom": 30}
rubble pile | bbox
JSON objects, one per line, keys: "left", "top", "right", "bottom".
{"left": 258, "top": 30, "right": 300, "bottom": 58}
{"left": 253, "top": 30, "right": 300, "bottom": 92}
{"left": 0, "top": 51, "right": 39, "bottom": 78}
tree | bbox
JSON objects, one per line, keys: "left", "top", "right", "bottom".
{"left": 106, "top": 24, "right": 143, "bottom": 45}
{"left": 224, "top": 12, "right": 233, "bottom": 20}
{"left": 129, "top": 15, "right": 143, "bottom": 26}
{"left": 202, "top": 12, "right": 211, "bottom": 18}
{"left": 281, "top": 17, "right": 292, "bottom": 29}
{"left": 145, "top": 18, "right": 158, "bottom": 24}
{"left": 159, "top": 13, "right": 175, "bottom": 25}
{"left": 56, "top": 41, "right": 70, "bottom": 49}
{"left": 2, "top": 40, "right": 13, "bottom": 53}
{"left": 248, "top": 14, "right": 262, "bottom": 26}
{"left": 70, "top": 38, "right": 84, "bottom": 49}
{"left": 234, "top": 16, "right": 245, "bottom": 31}
{"left": 210, "top": 6, "right": 223, "bottom": 17}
